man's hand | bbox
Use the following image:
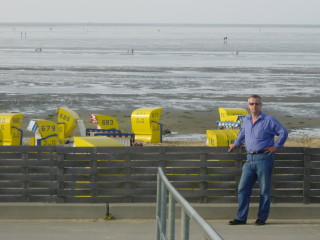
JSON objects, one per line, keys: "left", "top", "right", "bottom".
{"left": 264, "top": 146, "right": 277, "bottom": 154}
{"left": 228, "top": 143, "right": 236, "bottom": 152}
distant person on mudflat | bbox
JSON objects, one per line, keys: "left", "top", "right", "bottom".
{"left": 228, "top": 94, "right": 288, "bottom": 226}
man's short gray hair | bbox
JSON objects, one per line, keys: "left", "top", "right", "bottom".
{"left": 248, "top": 95, "right": 262, "bottom": 102}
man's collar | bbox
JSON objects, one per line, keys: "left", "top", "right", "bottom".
{"left": 249, "top": 112, "right": 264, "bottom": 119}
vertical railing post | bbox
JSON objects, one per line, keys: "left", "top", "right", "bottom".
{"left": 271, "top": 151, "right": 277, "bottom": 203}
{"left": 160, "top": 180, "right": 168, "bottom": 239}
{"left": 91, "top": 157, "right": 97, "bottom": 203}
{"left": 22, "top": 151, "right": 30, "bottom": 202}
{"left": 181, "top": 211, "right": 190, "bottom": 240}
{"left": 124, "top": 152, "right": 133, "bottom": 203}
{"left": 168, "top": 193, "right": 176, "bottom": 240}
{"left": 234, "top": 148, "right": 244, "bottom": 198}
{"left": 303, "top": 148, "right": 311, "bottom": 204}
{"left": 56, "top": 150, "right": 65, "bottom": 203}
{"left": 156, "top": 171, "right": 161, "bottom": 240}
{"left": 200, "top": 153, "right": 208, "bottom": 203}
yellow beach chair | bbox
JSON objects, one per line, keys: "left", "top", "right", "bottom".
{"left": 218, "top": 108, "right": 248, "bottom": 122}
{"left": 27, "top": 119, "right": 59, "bottom": 146}
{"left": 131, "top": 107, "right": 162, "bottom": 143}
{"left": 0, "top": 113, "right": 24, "bottom": 145}
{"left": 57, "top": 107, "right": 81, "bottom": 143}
{"left": 73, "top": 136, "right": 125, "bottom": 147}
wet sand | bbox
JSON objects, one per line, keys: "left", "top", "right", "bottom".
{"left": 16, "top": 107, "right": 320, "bottom": 148}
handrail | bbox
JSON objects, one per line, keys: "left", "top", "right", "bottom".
{"left": 156, "top": 167, "right": 223, "bottom": 240}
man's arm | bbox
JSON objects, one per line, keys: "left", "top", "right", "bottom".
{"left": 272, "top": 117, "right": 289, "bottom": 148}
{"left": 228, "top": 127, "right": 245, "bottom": 152}
{"left": 228, "top": 143, "right": 237, "bottom": 152}
{"left": 264, "top": 117, "right": 289, "bottom": 154}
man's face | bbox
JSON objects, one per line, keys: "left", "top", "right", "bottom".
{"left": 248, "top": 97, "right": 262, "bottom": 114}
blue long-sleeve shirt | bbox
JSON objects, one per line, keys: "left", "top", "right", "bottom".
{"left": 234, "top": 112, "right": 288, "bottom": 152}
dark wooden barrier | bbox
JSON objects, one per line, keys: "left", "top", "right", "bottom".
{"left": 0, "top": 146, "right": 319, "bottom": 203}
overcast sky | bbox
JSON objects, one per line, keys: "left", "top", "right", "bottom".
{"left": 1, "top": 0, "right": 320, "bottom": 25}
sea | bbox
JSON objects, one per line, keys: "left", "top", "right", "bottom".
{"left": 0, "top": 23, "right": 319, "bottom": 139}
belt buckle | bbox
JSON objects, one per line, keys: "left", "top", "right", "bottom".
{"left": 248, "top": 150, "right": 264, "bottom": 155}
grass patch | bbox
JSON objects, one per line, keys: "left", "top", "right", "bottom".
{"left": 179, "top": 115, "right": 194, "bottom": 119}
{"left": 46, "top": 114, "right": 55, "bottom": 120}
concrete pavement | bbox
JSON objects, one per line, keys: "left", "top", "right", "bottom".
{"left": 0, "top": 219, "right": 319, "bottom": 240}
{"left": 1, "top": 203, "right": 320, "bottom": 219}
{"left": 0, "top": 203, "right": 320, "bottom": 239}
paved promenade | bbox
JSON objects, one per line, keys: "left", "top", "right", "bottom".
{"left": 0, "top": 219, "right": 319, "bottom": 240}
{"left": 0, "top": 203, "right": 319, "bottom": 239}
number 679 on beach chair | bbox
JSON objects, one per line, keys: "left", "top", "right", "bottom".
{"left": 27, "top": 119, "right": 59, "bottom": 146}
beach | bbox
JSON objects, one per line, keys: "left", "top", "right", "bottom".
{"left": 1, "top": 23, "right": 319, "bottom": 147}
{"left": 11, "top": 94, "right": 319, "bottom": 148}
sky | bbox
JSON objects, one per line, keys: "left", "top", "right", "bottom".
{"left": 1, "top": 0, "right": 320, "bottom": 25}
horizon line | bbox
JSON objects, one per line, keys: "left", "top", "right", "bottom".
{"left": 0, "top": 22, "right": 319, "bottom": 27}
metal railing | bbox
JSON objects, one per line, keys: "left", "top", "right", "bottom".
{"left": 156, "top": 167, "right": 223, "bottom": 240}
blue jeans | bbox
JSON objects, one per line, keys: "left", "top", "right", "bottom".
{"left": 236, "top": 153, "right": 274, "bottom": 222}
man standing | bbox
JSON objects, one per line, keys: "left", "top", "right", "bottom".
{"left": 228, "top": 95, "right": 288, "bottom": 225}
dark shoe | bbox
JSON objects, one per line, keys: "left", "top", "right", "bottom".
{"left": 255, "top": 219, "right": 266, "bottom": 225}
{"left": 229, "top": 219, "right": 246, "bottom": 225}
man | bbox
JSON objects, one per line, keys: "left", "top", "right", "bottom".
{"left": 228, "top": 95, "right": 288, "bottom": 226}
